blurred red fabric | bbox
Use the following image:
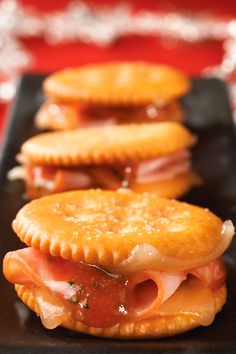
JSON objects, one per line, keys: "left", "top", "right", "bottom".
{"left": 1, "top": 0, "right": 236, "bottom": 140}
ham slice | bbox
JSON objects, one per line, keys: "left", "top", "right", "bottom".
{"left": 135, "top": 151, "right": 190, "bottom": 184}
{"left": 36, "top": 100, "right": 183, "bottom": 130}
{"left": 3, "top": 247, "right": 225, "bottom": 329}
{"left": 88, "top": 166, "right": 122, "bottom": 190}
{"left": 26, "top": 167, "right": 93, "bottom": 193}
{"left": 191, "top": 258, "right": 226, "bottom": 291}
{"left": 9, "top": 149, "right": 191, "bottom": 196}
{"left": 4, "top": 248, "right": 128, "bottom": 328}
{"left": 126, "top": 271, "right": 186, "bottom": 319}
{"left": 54, "top": 170, "right": 93, "bottom": 191}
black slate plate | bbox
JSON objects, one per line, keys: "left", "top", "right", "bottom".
{"left": 0, "top": 74, "right": 236, "bottom": 354}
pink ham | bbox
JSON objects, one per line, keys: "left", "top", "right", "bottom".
{"left": 10, "top": 150, "right": 191, "bottom": 194}
{"left": 54, "top": 170, "right": 93, "bottom": 191}
{"left": 135, "top": 150, "right": 190, "bottom": 184}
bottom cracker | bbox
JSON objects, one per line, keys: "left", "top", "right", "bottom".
{"left": 131, "top": 170, "right": 201, "bottom": 199}
{"left": 15, "top": 284, "right": 226, "bottom": 339}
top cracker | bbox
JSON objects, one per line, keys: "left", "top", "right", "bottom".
{"left": 44, "top": 62, "right": 190, "bottom": 105}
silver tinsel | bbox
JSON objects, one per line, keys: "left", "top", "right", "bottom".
{"left": 1, "top": 0, "right": 236, "bottom": 105}
{"left": 44, "top": 2, "right": 132, "bottom": 46}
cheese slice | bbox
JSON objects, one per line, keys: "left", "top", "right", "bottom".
{"left": 157, "top": 278, "right": 215, "bottom": 326}
{"left": 106, "top": 221, "right": 234, "bottom": 274}
{"left": 34, "top": 287, "right": 65, "bottom": 329}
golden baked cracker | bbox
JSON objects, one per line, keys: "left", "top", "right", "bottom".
{"left": 43, "top": 62, "right": 190, "bottom": 105}
{"left": 21, "top": 122, "right": 195, "bottom": 166}
{"left": 131, "top": 170, "right": 201, "bottom": 199}
{"left": 13, "top": 190, "right": 223, "bottom": 266}
{"left": 15, "top": 284, "right": 226, "bottom": 339}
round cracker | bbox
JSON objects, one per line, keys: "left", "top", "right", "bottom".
{"left": 15, "top": 284, "right": 226, "bottom": 339}
{"left": 13, "top": 190, "right": 223, "bottom": 266}
{"left": 43, "top": 62, "right": 190, "bottom": 105}
{"left": 22, "top": 122, "right": 195, "bottom": 166}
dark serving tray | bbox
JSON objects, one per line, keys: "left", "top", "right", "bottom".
{"left": 0, "top": 74, "right": 236, "bottom": 354}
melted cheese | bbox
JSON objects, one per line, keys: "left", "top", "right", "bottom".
{"left": 7, "top": 166, "right": 26, "bottom": 181}
{"left": 157, "top": 278, "right": 215, "bottom": 326}
{"left": 106, "top": 220, "right": 234, "bottom": 274}
{"left": 34, "top": 288, "right": 65, "bottom": 329}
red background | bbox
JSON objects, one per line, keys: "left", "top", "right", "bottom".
{"left": 1, "top": 0, "right": 236, "bottom": 140}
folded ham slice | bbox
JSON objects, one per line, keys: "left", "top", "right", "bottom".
{"left": 35, "top": 100, "right": 183, "bottom": 130}
{"left": 8, "top": 150, "right": 191, "bottom": 197}
{"left": 135, "top": 151, "right": 190, "bottom": 184}
{"left": 3, "top": 247, "right": 226, "bottom": 329}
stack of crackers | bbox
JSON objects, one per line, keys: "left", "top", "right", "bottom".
{"left": 10, "top": 62, "right": 200, "bottom": 199}
{"left": 4, "top": 62, "right": 234, "bottom": 340}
